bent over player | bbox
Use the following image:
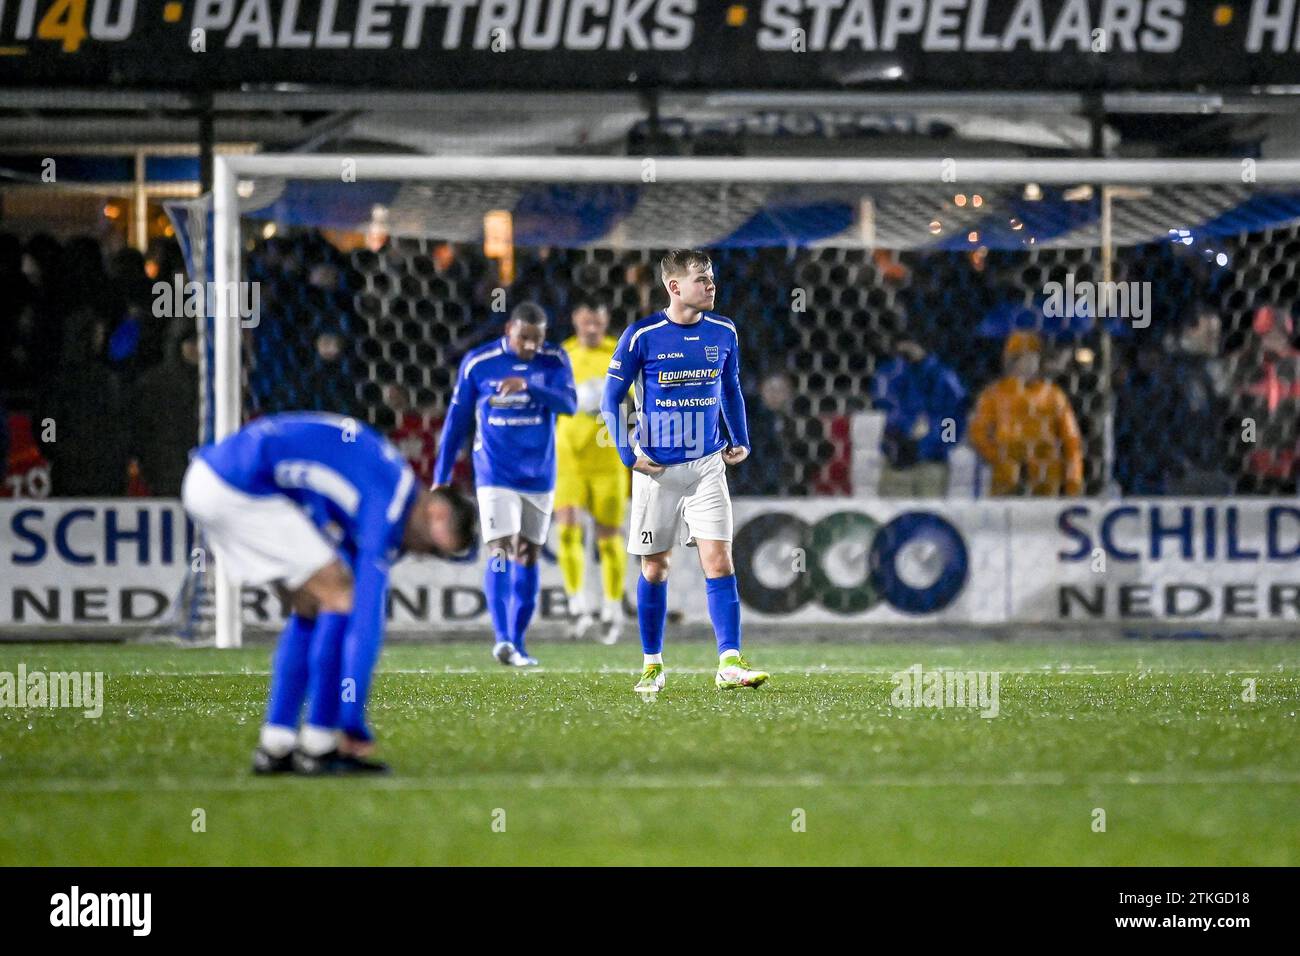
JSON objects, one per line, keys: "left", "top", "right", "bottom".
{"left": 600, "top": 249, "right": 769, "bottom": 694}
{"left": 433, "top": 302, "right": 577, "bottom": 667}
{"left": 181, "top": 412, "right": 478, "bottom": 775}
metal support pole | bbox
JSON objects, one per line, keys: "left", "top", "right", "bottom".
{"left": 211, "top": 156, "right": 242, "bottom": 648}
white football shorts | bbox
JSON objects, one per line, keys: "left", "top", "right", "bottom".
{"left": 627, "top": 450, "right": 732, "bottom": 555}
{"left": 181, "top": 458, "right": 337, "bottom": 590}
{"left": 476, "top": 485, "right": 556, "bottom": 545}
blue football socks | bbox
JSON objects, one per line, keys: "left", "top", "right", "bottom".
{"left": 508, "top": 560, "right": 540, "bottom": 655}
{"left": 637, "top": 574, "right": 668, "bottom": 656}
{"left": 705, "top": 573, "right": 742, "bottom": 656}
{"left": 266, "top": 614, "right": 314, "bottom": 730}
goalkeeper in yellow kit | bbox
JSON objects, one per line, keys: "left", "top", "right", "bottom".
{"left": 555, "top": 298, "right": 629, "bottom": 643}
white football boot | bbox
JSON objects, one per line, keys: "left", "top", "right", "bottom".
{"left": 569, "top": 612, "right": 598, "bottom": 641}
{"left": 566, "top": 593, "right": 598, "bottom": 641}
{"left": 507, "top": 650, "right": 539, "bottom": 667}
{"left": 597, "top": 597, "right": 623, "bottom": 645}
{"left": 634, "top": 662, "right": 665, "bottom": 694}
{"left": 715, "top": 652, "right": 770, "bottom": 690}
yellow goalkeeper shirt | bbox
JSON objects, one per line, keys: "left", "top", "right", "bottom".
{"left": 557, "top": 334, "right": 623, "bottom": 469}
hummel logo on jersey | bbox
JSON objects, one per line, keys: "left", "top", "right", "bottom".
{"left": 684, "top": 336, "right": 699, "bottom": 341}
{"left": 512, "top": 364, "right": 528, "bottom": 370}
{"left": 704, "top": 345, "right": 719, "bottom": 362}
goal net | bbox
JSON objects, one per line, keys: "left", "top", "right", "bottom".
{"left": 175, "top": 157, "right": 1300, "bottom": 647}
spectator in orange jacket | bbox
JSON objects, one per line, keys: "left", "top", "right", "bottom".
{"left": 968, "top": 331, "right": 1084, "bottom": 496}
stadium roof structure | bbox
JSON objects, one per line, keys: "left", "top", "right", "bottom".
{"left": 0, "top": 87, "right": 1297, "bottom": 166}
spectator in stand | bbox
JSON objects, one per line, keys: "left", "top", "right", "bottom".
{"left": 21, "top": 234, "right": 66, "bottom": 384}
{"left": 738, "top": 369, "right": 837, "bottom": 496}
{"left": 108, "top": 247, "right": 168, "bottom": 380}
{"left": 870, "top": 333, "right": 967, "bottom": 497}
{"left": 301, "top": 331, "right": 363, "bottom": 418}
{"left": 306, "top": 261, "right": 345, "bottom": 311}
{"left": 127, "top": 327, "right": 200, "bottom": 496}
{"left": 1116, "top": 307, "right": 1232, "bottom": 495}
{"left": 110, "top": 247, "right": 153, "bottom": 305}
{"left": 968, "top": 331, "right": 1084, "bottom": 497}
{"left": 734, "top": 372, "right": 796, "bottom": 495}
{"left": 385, "top": 384, "right": 448, "bottom": 488}
{"left": 625, "top": 262, "right": 657, "bottom": 314}
{"left": 1114, "top": 344, "right": 1173, "bottom": 495}
{"left": 58, "top": 237, "right": 114, "bottom": 353}
{"left": 39, "top": 314, "right": 129, "bottom": 496}
{"left": 145, "top": 236, "right": 186, "bottom": 284}
{"left": 0, "top": 233, "right": 41, "bottom": 404}
{"left": 2, "top": 411, "right": 53, "bottom": 499}
{"left": 809, "top": 408, "right": 854, "bottom": 496}
{"left": 1232, "top": 305, "right": 1300, "bottom": 494}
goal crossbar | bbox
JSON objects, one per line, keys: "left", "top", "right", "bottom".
{"left": 221, "top": 155, "right": 1300, "bottom": 184}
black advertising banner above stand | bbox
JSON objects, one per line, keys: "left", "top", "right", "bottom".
{"left": 6, "top": 1, "right": 1300, "bottom": 93}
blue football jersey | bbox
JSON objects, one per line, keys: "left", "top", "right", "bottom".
{"left": 433, "top": 336, "right": 578, "bottom": 493}
{"left": 198, "top": 412, "right": 417, "bottom": 565}
{"left": 601, "top": 311, "right": 750, "bottom": 468}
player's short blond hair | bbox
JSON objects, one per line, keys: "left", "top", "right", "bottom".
{"left": 660, "top": 249, "right": 712, "bottom": 284}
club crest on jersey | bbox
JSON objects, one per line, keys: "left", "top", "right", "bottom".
{"left": 705, "top": 345, "right": 719, "bottom": 363}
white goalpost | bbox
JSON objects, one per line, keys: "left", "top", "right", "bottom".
{"left": 207, "top": 154, "right": 1300, "bottom": 649}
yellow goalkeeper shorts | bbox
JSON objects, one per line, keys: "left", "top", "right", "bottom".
{"left": 554, "top": 465, "right": 629, "bottom": 529}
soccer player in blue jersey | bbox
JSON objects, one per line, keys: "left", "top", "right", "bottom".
{"left": 433, "top": 302, "right": 578, "bottom": 667}
{"left": 601, "top": 249, "right": 769, "bottom": 694}
{"left": 181, "top": 412, "right": 478, "bottom": 775}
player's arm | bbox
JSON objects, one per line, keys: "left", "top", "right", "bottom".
{"left": 719, "top": 337, "right": 751, "bottom": 466}
{"left": 523, "top": 350, "right": 578, "bottom": 415}
{"left": 336, "top": 547, "right": 390, "bottom": 744}
{"left": 920, "top": 366, "right": 968, "bottom": 455}
{"left": 967, "top": 388, "right": 998, "bottom": 464}
{"left": 337, "top": 463, "right": 407, "bottom": 743}
{"left": 600, "top": 327, "right": 643, "bottom": 470}
{"left": 1054, "top": 387, "right": 1085, "bottom": 496}
{"left": 432, "top": 353, "right": 477, "bottom": 487}
{"left": 870, "top": 359, "right": 912, "bottom": 432}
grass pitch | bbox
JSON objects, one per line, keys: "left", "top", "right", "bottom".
{"left": 1, "top": 638, "right": 1297, "bottom": 866}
